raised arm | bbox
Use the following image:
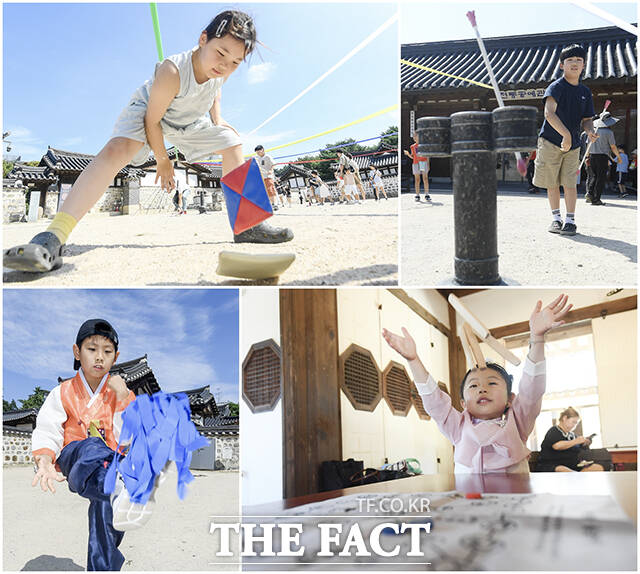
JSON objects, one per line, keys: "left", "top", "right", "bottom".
{"left": 512, "top": 294, "right": 573, "bottom": 439}
{"left": 383, "top": 327, "right": 463, "bottom": 442}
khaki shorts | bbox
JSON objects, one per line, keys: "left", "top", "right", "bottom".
{"left": 532, "top": 137, "right": 580, "bottom": 190}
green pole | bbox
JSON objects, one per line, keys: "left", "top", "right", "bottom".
{"left": 150, "top": 3, "right": 164, "bottom": 61}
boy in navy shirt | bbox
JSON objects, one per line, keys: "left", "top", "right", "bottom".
{"left": 533, "top": 44, "right": 598, "bottom": 236}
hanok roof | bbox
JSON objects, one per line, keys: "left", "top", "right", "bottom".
{"left": 275, "top": 163, "right": 313, "bottom": 179}
{"left": 40, "top": 148, "right": 145, "bottom": 179}
{"left": 332, "top": 148, "right": 399, "bottom": 171}
{"left": 178, "top": 385, "right": 220, "bottom": 418}
{"left": 3, "top": 177, "right": 24, "bottom": 189}
{"left": 139, "top": 146, "right": 222, "bottom": 180}
{"left": 112, "top": 355, "right": 161, "bottom": 395}
{"left": 199, "top": 414, "right": 239, "bottom": 435}
{"left": 9, "top": 163, "right": 58, "bottom": 185}
{"left": 3, "top": 408, "right": 39, "bottom": 426}
{"left": 402, "top": 25, "right": 637, "bottom": 93}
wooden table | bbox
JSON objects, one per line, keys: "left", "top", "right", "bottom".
{"left": 246, "top": 471, "right": 637, "bottom": 523}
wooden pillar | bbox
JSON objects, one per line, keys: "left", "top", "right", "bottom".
{"left": 280, "top": 289, "right": 341, "bottom": 499}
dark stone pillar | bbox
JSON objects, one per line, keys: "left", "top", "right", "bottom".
{"left": 451, "top": 111, "right": 499, "bottom": 285}
{"left": 416, "top": 105, "right": 537, "bottom": 285}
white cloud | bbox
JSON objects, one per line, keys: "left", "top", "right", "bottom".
{"left": 246, "top": 62, "right": 276, "bottom": 85}
{"left": 3, "top": 290, "right": 237, "bottom": 400}
{"left": 4, "top": 125, "right": 46, "bottom": 161}
{"left": 241, "top": 130, "right": 297, "bottom": 156}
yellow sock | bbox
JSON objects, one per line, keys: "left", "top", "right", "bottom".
{"left": 46, "top": 212, "right": 78, "bottom": 244}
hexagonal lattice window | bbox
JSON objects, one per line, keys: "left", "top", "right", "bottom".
{"left": 339, "top": 344, "right": 381, "bottom": 412}
{"left": 411, "top": 386, "right": 431, "bottom": 421}
{"left": 382, "top": 361, "right": 412, "bottom": 416}
{"left": 242, "top": 339, "right": 282, "bottom": 413}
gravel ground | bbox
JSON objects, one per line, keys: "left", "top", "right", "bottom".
{"left": 401, "top": 190, "right": 637, "bottom": 286}
{"left": 3, "top": 466, "right": 239, "bottom": 571}
{"left": 3, "top": 198, "right": 398, "bottom": 287}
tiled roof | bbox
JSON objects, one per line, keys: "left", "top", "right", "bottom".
{"left": 177, "top": 385, "right": 220, "bottom": 417}
{"left": 40, "top": 148, "right": 145, "bottom": 178}
{"left": 9, "top": 163, "right": 58, "bottom": 184}
{"left": 275, "top": 163, "right": 313, "bottom": 179}
{"left": 402, "top": 25, "right": 637, "bottom": 92}
{"left": 202, "top": 415, "right": 239, "bottom": 427}
{"left": 3, "top": 177, "right": 24, "bottom": 188}
{"left": 111, "top": 355, "right": 161, "bottom": 395}
{"left": 3, "top": 408, "right": 39, "bottom": 425}
{"left": 140, "top": 147, "right": 222, "bottom": 179}
{"left": 332, "top": 150, "right": 399, "bottom": 171}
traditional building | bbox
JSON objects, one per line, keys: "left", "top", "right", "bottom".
{"left": 4, "top": 145, "right": 224, "bottom": 220}
{"left": 401, "top": 25, "right": 637, "bottom": 181}
{"left": 3, "top": 355, "right": 238, "bottom": 470}
{"left": 275, "top": 142, "right": 399, "bottom": 191}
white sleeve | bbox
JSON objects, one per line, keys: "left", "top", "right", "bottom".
{"left": 413, "top": 373, "right": 439, "bottom": 396}
{"left": 31, "top": 386, "right": 66, "bottom": 461}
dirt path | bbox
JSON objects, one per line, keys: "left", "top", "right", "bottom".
{"left": 401, "top": 192, "right": 637, "bottom": 286}
{"left": 3, "top": 466, "right": 239, "bottom": 571}
{"left": 4, "top": 199, "right": 398, "bottom": 286}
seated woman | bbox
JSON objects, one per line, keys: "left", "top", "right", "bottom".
{"left": 536, "top": 407, "right": 604, "bottom": 472}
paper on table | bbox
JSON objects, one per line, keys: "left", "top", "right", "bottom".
{"left": 243, "top": 491, "right": 636, "bottom": 570}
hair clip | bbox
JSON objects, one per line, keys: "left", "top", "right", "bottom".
{"left": 215, "top": 19, "right": 228, "bottom": 37}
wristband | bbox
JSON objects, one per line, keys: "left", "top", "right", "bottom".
{"left": 529, "top": 335, "right": 545, "bottom": 344}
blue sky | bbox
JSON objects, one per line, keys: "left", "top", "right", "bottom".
{"left": 3, "top": 289, "right": 239, "bottom": 405}
{"left": 401, "top": 2, "right": 637, "bottom": 43}
{"left": 3, "top": 3, "right": 398, "bottom": 162}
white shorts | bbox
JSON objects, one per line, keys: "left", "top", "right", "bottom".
{"left": 412, "top": 161, "right": 428, "bottom": 175}
{"left": 111, "top": 99, "right": 242, "bottom": 166}
{"left": 345, "top": 184, "right": 357, "bottom": 195}
{"left": 317, "top": 184, "right": 330, "bottom": 198}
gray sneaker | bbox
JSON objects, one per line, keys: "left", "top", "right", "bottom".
{"left": 548, "top": 220, "right": 563, "bottom": 234}
{"left": 560, "top": 222, "right": 577, "bottom": 236}
{"left": 234, "top": 222, "right": 294, "bottom": 244}
{"left": 3, "top": 231, "right": 64, "bottom": 272}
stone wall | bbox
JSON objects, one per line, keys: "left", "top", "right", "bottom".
{"left": 3, "top": 189, "right": 26, "bottom": 223}
{"left": 3, "top": 429, "right": 33, "bottom": 465}
{"left": 44, "top": 191, "right": 59, "bottom": 218}
{"left": 214, "top": 435, "right": 239, "bottom": 470}
{"left": 93, "top": 187, "right": 123, "bottom": 214}
{"left": 3, "top": 428, "right": 239, "bottom": 471}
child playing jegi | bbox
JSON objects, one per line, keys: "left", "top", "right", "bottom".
{"left": 4, "top": 10, "right": 293, "bottom": 274}
{"left": 31, "top": 319, "right": 139, "bottom": 570}
{"left": 383, "top": 294, "right": 572, "bottom": 473}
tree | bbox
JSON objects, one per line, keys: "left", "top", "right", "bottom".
{"left": 3, "top": 160, "right": 14, "bottom": 178}
{"left": 3, "top": 399, "right": 18, "bottom": 413}
{"left": 380, "top": 125, "right": 398, "bottom": 147}
{"left": 19, "top": 387, "right": 49, "bottom": 410}
{"left": 227, "top": 402, "right": 239, "bottom": 417}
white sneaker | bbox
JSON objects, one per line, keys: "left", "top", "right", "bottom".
{"left": 111, "top": 466, "right": 169, "bottom": 531}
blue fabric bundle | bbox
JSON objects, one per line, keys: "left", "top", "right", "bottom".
{"left": 104, "top": 392, "right": 209, "bottom": 504}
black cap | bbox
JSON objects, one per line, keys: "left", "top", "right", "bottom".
{"left": 74, "top": 319, "right": 119, "bottom": 371}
